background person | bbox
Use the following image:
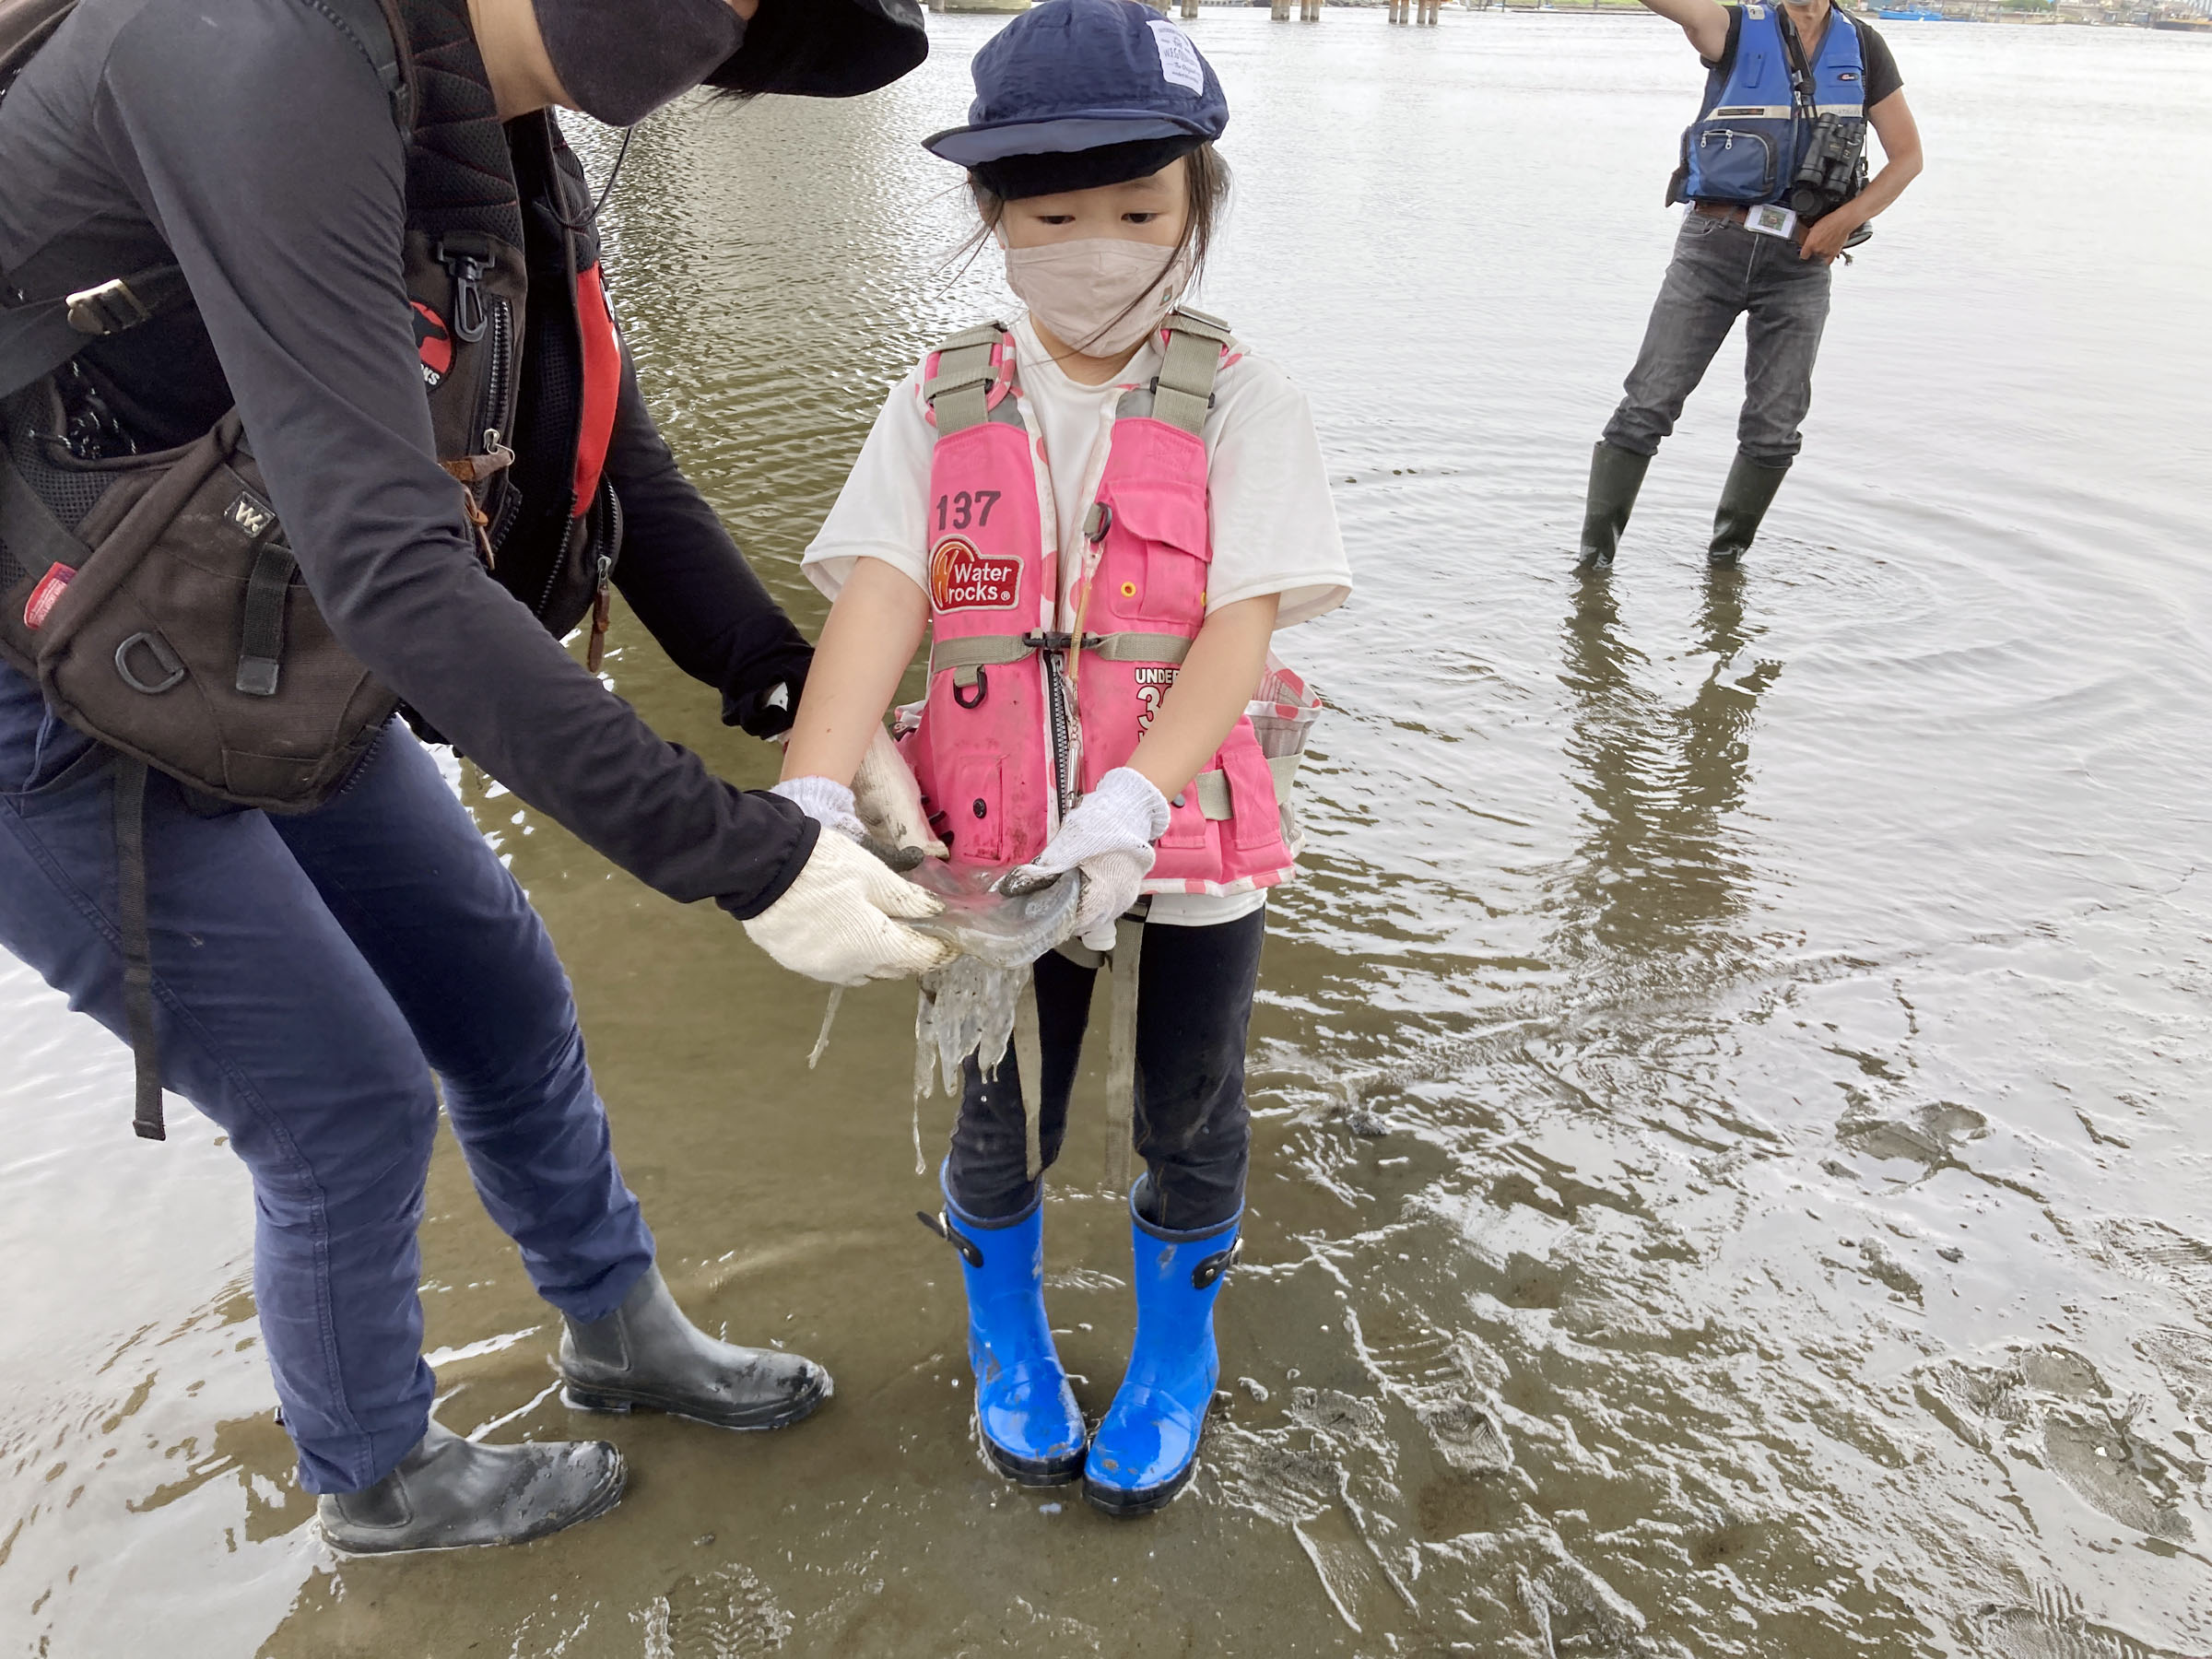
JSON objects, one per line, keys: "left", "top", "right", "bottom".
{"left": 1578, "top": 0, "right": 1923, "bottom": 570}
{"left": 776, "top": 0, "right": 1352, "bottom": 1518}
{"left": 0, "top": 0, "right": 943, "bottom": 1554}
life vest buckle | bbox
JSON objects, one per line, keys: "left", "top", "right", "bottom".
{"left": 65, "top": 278, "right": 153, "bottom": 337}
{"left": 1019, "top": 630, "right": 1102, "bottom": 654}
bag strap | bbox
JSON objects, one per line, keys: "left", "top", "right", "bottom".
{"left": 924, "top": 322, "right": 1006, "bottom": 437}
{"left": 235, "top": 538, "right": 298, "bottom": 697}
{"left": 112, "top": 755, "right": 165, "bottom": 1140}
{"left": 0, "top": 436, "right": 94, "bottom": 580}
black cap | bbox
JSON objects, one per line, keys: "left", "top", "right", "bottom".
{"left": 705, "top": 0, "right": 928, "bottom": 98}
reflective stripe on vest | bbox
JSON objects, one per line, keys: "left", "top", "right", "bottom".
{"left": 900, "top": 312, "right": 1295, "bottom": 897}
{"left": 1681, "top": 3, "right": 1865, "bottom": 206}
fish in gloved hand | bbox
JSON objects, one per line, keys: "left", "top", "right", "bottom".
{"left": 853, "top": 724, "right": 948, "bottom": 865}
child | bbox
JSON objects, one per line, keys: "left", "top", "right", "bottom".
{"left": 775, "top": 0, "right": 1350, "bottom": 1515}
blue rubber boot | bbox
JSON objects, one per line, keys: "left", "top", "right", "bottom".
{"left": 924, "top": 1171, "right": 1088, "bottom": 1486}
{"left": 1083, "top": 1187, "right": 1241, "bottom": 1516}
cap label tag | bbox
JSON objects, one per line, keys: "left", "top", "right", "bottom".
{"left": 1148, "top": 19, "right": 1206, "bottom": 96}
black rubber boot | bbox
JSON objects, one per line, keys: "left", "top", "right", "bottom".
{"left": 1707, "top": 453, "right": 1791, "bottom": 567}
{"left": 559, "top": 1265, "right": 832, "bottom": 1430}
{"left": 1576, "top": 441, "right": 1652, "bottom": 570}
{"left": 317, "top": 1420, "right": 625, "bottom": 1555}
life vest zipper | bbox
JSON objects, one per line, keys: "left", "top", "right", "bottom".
{"left": 474, "top": 298, "right": 514, "bottom": 488}
{"left": 585, "top": 477, "right": 621, "bottom": 672}
{"left": 473, "top": 294, "right": 518, "bottom": 561}
{"left": 1044, "top": 649, "right": 1073, "bottom": 818}
{"left": 531, "top": 505, "right": 578, "bottom": 620}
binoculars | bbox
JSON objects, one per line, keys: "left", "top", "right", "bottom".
{"left": 1789, "top": 113, "right": 1870, "bottom": 220}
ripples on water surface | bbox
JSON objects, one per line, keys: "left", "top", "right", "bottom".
{"left": 4, "top": 12, "right": 2209, "bottom": 1656}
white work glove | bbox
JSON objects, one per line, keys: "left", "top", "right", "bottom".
{"left": 1006, "top": 766, "right": 1170, "bottom": 950}
{"left": 851, "top": 725, "right": 947, "bottom": 858}
{"left": 771, "top": 775, "right": 865, "bottom": 842}
{"left": 742, "top": 830, "right": 957, "bottom": 986}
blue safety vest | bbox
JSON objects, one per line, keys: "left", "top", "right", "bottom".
{"left": 1678, "top": 4, "right": 1866, "bottom": 206}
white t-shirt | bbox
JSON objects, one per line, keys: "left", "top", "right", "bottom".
{"left": 805, "top": 314, "right": 1352, "bottom": 924}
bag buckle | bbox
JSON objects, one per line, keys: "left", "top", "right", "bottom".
{"left": 65, "top": 278, "right": 155, "bottom": 338}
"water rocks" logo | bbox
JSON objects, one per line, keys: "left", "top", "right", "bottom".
{"left": 929, "top": 536, "right": 1019, "bottom": 611}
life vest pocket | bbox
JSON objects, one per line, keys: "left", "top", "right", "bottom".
{"left": 1100, "top": 480, "right": 1211, "bottom": 627}
{"left": 1686, "top": 124, "right": 1777, "bottom": 204}
{"left": 944, "top": 752, "right": 1008, "bottom": 865}
{"left": 1159, "top": 784, "right": 1212, "bottom": 853}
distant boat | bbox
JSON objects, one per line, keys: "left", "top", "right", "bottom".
{"left": 1877, "top": 6, "right": 1944, "bottom": 18}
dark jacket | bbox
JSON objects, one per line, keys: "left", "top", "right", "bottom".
{"left": 0, "top": 0, "right": 818, "bottom": 915}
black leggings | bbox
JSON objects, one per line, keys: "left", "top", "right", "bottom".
{"left": 944, "top": 908, "right": 1265, "bottom": 1233}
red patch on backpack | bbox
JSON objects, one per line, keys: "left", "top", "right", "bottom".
{"left": 411, "top": 301, "right": 453, "bottom": 386}
{"left": 23, "top": 562, "right": 76, "bottom": 630}
{"left": 928, "top": 536, "right": 1019, "bottom": 611}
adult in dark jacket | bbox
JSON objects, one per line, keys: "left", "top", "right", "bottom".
{"left": 0, "top": 0, "right": 946, "bottom": 1552}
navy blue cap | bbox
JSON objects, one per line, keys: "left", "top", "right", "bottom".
{"left": 923, "top": 0, "right": 1229, "bottom": 171}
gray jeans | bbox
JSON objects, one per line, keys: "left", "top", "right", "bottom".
{"left": 1602, "top": 212, "right": 1833, "bottom": 468}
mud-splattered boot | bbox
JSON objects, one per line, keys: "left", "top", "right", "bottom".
{"left": 926, "top": 1172, "right": 1088, "bottom": 1486}
{"left": 559, "top": 1265, "right": 831, "bottom": 1430}
{"left": 1083, "top": 1188, "right": 1241, "bottom": 1517}
{"left": 1708, "top": 453, "right": 1791, "bottom": 567}
{"left": 1577, "top": 441, "right": 1652, "bottom": 570}
{"left": 317, "top": 1419, "right": 626, "bottom": 1555}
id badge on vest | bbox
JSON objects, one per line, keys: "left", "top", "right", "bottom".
{"left": 1745, "top": 203, "right": 1799, "bottom": 241}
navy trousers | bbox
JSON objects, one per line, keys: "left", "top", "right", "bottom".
{"left": 0, "top": 665, "right": 653, "bottom": 1494}
{"left": 945, "top": 908, "right": 1265, "bottom": 1233}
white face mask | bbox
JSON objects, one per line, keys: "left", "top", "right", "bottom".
{"left": 1001, "top": 238, "right": 1194, "bottom": 361}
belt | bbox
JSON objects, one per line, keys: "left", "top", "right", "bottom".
{"left": 1689, "top": 202, "right": 1804, "bottom": 242}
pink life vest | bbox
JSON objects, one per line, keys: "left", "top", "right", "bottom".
{"left": 900, "top": 312, "right": 1294, "bottom": 899}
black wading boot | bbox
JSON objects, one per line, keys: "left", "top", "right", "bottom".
{"left": 1708, "top": 453, "right": 1792, "bottom": 567}
{"left": 559, "top": 1265, "right": 832, "bottom": 1430}
{"left": 317, "top": 1420, "right": 625, "bottom": 1555}
{"left": 1576, "top": 441, "right": 1652, "bottom": 571}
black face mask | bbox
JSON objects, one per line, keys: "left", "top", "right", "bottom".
{"left": 533, "top": 0, "right": 742, "bottom": 128}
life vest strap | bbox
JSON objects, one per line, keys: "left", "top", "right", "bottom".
{"left": 927, "top": 629, "right": 1194, "bottom": 687}
{"left": 1014, "top": 972, "right": 1044, "bottom": 1182}
{"left": 1189, "top": 753, "right": 1300, "bottom": 822}
{"left": 1100, "top": 913, "right": 1144, "bottom": 1189}
{"left": 1151, "top": 308, "right": 1231, "bottom": 436}
{"left": 1086, "top": 630, "right": 1193, "bottom": 665}
{"left": 924, "top": 322, "right": 1007, "bottom": 436}
{"left": 928, "top": 631, "right": 1034, "bottom": 688}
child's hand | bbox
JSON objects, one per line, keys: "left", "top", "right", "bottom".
{"left": 1004, "top": 767, "right": 1169, "bottom": 948}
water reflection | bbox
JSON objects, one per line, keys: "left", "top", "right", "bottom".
{"left": 1554, "top": 570, "right": 1778, "bottom": 963}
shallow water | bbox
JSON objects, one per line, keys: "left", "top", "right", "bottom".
{"left": 5, "top": 11, "right": 2211, "bottom": 1656}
